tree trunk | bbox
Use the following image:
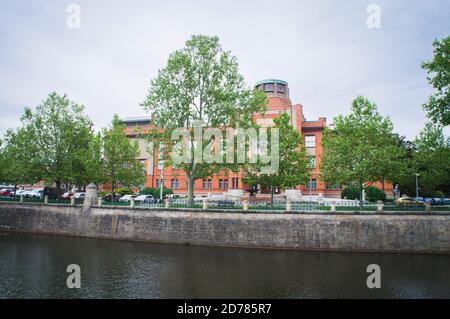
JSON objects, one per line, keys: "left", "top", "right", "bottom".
{"left": 112, "top": 181, "right": 116, "bottom": 202}
{"left": 187, "top": 175, "right": 195, "bottom": 206}
{"left": 56, "top": 180, "right": 61, "bottom": 199}
{"left": 13, "top": 184, "right": 17, "bottom": 197}
{"left": 270, "top": 185, "right": 274, "bottom": 206}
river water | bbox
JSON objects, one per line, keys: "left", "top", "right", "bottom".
{"left": 0, "top": 232, "right": 449, "bottom": 298}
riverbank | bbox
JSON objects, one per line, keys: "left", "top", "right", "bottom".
{"left": 0, "top": 202, "right": 449, "bottom": 253}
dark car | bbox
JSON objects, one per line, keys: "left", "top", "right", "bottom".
{"left": 43, "top": 187, "right": 67, "bottom": 200}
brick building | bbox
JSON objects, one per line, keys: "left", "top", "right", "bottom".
{"left": 123, "top": 79, "right": 393, "bottom": 198}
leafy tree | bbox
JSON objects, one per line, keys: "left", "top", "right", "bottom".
{"left": 101, "top": 115, "right": 145, "bottom": 200}
{"left": 365, "top": 186, "right": 387, "bottom": 202}
{"left": 142, "top": 35, "right": 266, "bottom": 205}
{"left": 421, "top": 36, "right": 449, "bottom": 126}
{"left": 397, "top": 122, "right": 450, "bottom": 197}
{"left": 243, "top": 113, "right": 310, "bottom": 204}
{"left": 320, "top": 96, "right": 406, "bottom": 207}
{"left": 18, "top": 92, "right": 94, "bottom": 196}
{"left": 341, "top": 185, "right": 359, "bottom": 200}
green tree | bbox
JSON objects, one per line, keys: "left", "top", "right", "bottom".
{"left": 101, "top": 115, "right": 145, "bottom": 200}
{"left": 19, "top": 92, "right": 93, "bottom": 195}
{"left": 0, "top": 127, "right": 42, "bottom": 192}
{"left": 398, "top": 122, "right": 450, "bottom": 197}
{"left": 243, "top": 113, "right": 310, "bottom": 204}
{"left": 142, "top": 35, "right": 266, "bottom": 205}
{"left": 422, "top": 36, "right": 450, "bottom": 126}
{"left": 320, "top": 96, "right": 406, "bottom": 207}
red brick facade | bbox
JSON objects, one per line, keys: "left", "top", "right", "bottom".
{"left": 123, "top": 79, "right": 393, "bottom": 198}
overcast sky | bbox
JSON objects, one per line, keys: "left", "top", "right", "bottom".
{"left": 0, "top": 0, "right": 449, "bottom": 139}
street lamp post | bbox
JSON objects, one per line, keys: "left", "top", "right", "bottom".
{"left": 160, "top": 173, "right": 164, "bottom": 202}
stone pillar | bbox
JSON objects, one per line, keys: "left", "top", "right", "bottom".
{"left": 330, "top": 202, "right": 336, "bottom": 213}
{"left": 377, "top": 200, "right": 384, "bottom": 213}
{"left": 165, "top": 198, "right": 170, "bottom": 209}
{"left": 44, "top": 195, "right": 48, "bottom": 205}
{"left": 203, "top": 199, "right": 208, "bottom": 210}
{"left": 425, "top": 203, "right": 431, "bottom": 213}
{"left": 97, "top": 197, "right": 103, "bottom": 207}
{"left": 286, "top": 200, "right": 292, "bottom": 212}
{"left": 242, "top": 200, "right": 248, "bottom": 211}
{"left": 20, "top": 195, "right": 24, "bottom": 203}
{"left": 130, "top": 198, "right": 135, "bottom": 208}
{"left": 83, "top": 183, "right": 98, "bottom": 208}
{"left": 71, "top": 197, "right": 75, "bottom": 206}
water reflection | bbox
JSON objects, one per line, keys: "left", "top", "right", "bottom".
{"left": 0, "top": 233, "right": 449, "bottom": 298}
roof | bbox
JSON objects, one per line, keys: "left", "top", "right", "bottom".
{"left": 255, "top": 79, "right": 288, "bottom": 86}
{"left": 120, "top": 116, "right": 151, "bottom": 125}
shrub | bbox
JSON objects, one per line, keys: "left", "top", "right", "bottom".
{"left": 140, "top": 187, "right": 173, "bottom": 198}
{"left": 365, "top": 186, "right": 387, "bottom": 202}
{"left": 115, "top": 187, "right": 134, "bottom": 196}
{"left": 341, "top": 185, "right": 359, "bottom": 200}
{"left": 434, "top": 191, "right": 445, "bottom": 198}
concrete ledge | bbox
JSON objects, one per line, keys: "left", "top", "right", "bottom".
{"left": 0, "top": 202, "right": 449, "bottom": 253}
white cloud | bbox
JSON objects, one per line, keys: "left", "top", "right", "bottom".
{"left": 0, "top": 0, "right": 449, "bottom": 139}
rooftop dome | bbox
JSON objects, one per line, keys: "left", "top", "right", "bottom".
{"left": 255, "top": 79, "right": 289, "bottom": 98}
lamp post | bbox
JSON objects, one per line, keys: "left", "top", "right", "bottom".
{"left": 160, "top": 173, "right": 164, "bottom": 202}
{"left": 415, "top": 173, "right": 420, "bottom": 199}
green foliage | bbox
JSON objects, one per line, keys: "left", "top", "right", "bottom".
{"left": 320, "top": 96, "right": 406, "bottom": 205}
{"left": 421, "top": 36, "right": 450, "bottom": 126}
{"left": 5, "top": 92, "right": 94, "bottom": 194}
{"left": 365, "top": 186, "right": 387, "bottom": 202}
{"left": 140, "top": 187, "right": 173, "bottom": 198}
{"left": 434, "top": 191, "right": 445, "bottom": 198}
{"left": 142, "top": 34, "right": 267, "bottom": 204}
{"left": 101, "top": 115, "right": 145, "bottom": 198}
{"left": 341, "top": 185, "right": 359, "bottom": 200}
{"left": 243, "top": 112, "right": 310, "bottom": 202}
{"left": 397, "top": 122, "right": 450, "bottom": 197}
{"left": 115, "top": 187, "right": 135, "bottom": 196}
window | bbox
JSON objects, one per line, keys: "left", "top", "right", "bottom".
{"left": 219, "top": 179, "right": 229, "bottom": 190}
{"left": 171, "top": 179, "right": 180, "bottom": 189}
{"left": 202, "top": 179, "right": 212, "bottom": 190}
{"left": 277, "top": 83, "right": 286, "bottom": 94}
{"left": 156, "top": 178, "right": 163, "bottom": 188}
{"left": 305, "top": 135, "right": 315, "bottom": 148}
{"left": 157, "top": 144, "right": 165, "bottom": 170}
{"left": 305, "top": 179, "right": 317, "bottom": 190}
{"left": 326, "top": 183, "right": 342, "bottom": 190}
{"left": 309, "top": 155, "right": 316, "bottom": 168}
{"left": 264, "top": 83, "right": 274, "bottom": 92}
{"left": 231, "top": 178, "right": 239, "bottom": 189}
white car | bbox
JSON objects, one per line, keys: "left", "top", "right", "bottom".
{"left": 73, "top": 192, "right": 86, "bottom": 199}
{"left": 14, "top": 189, "right": 29, "bottom": 197}
{"left": 22, "top": 190, "right": 39, "bottom": 198}
{"left": 28, "top": 189, "right": 44, "bottom": 199}
{"left": 134, "top": 195, "right": 155, "bottom": 203}
{"left": 119, "top": 194, "right": 138, "bottom": 202}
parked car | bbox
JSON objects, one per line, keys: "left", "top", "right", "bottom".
{"left": 119, "top": 194, "right": 138, "bottom": 202}
{"left": 0, "top": 189, "right": 12, "bottom": 196}
{"left": 14, "top": 189, "right": 30, "bottom": 197}
{"left": 395, "top": 197, "right": 424, "bottom": 206}
{"left": 72, "top": 192, "right": 86, "bottom": 199}
{"left": 60, "top": 192, "right": 74, "bottom": 200}
{"left": 28, "top": 189, "right": 44, "bottom": 199}
{"left": 43, "top": 187, "right": 67, "bottom": 200}
{"left": 135, "top": 195, "right": 155, "bottom": 203}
